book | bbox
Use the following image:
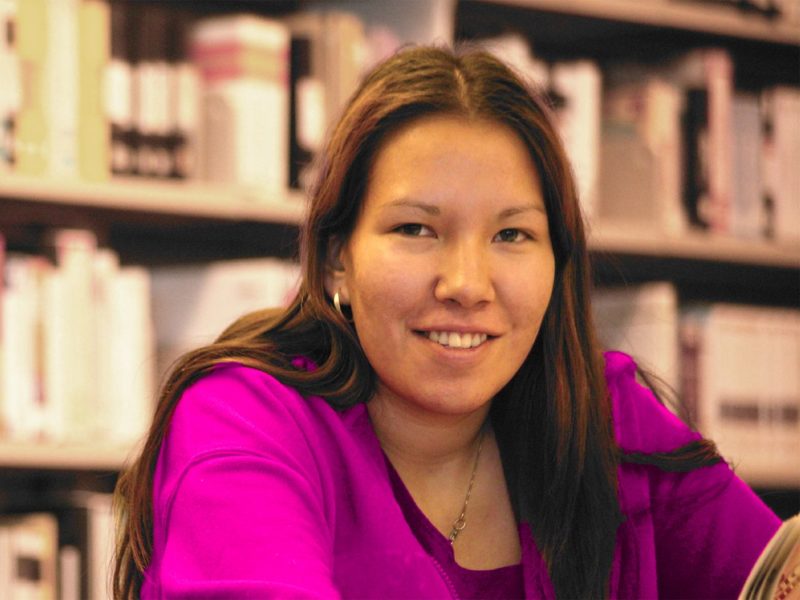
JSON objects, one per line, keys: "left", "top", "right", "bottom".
{"left": 761, "top": 86, "right": 800, "bottom": 244}
{"left": 673, "top": 48, "right": 735, "bottom": 233}
{"left": 592, "top": 282, "right": 681, "bottom": 394}
{"left": 680, "top": 304, "right": 800, "bottom": 487}
{"left": 739, "top": 513, "right": 800, "bottom": 600}
{"left": 15, "top": 0, "right": 48, "bottom": 176}
{"left": 600, "top": 76, "right": 685, "bottom": 234}
{"left": 285, "top": 10, "right": 367, "bottom": 135}
{"left": 105, "top": 1, "right": 135, "bottom": 176}
{"left": 1, "top": 254, "right": 50, "bottom": 441}
{"left": 191, "top": 14, "right": 290, "bottom": 192}
{"left": 150, "top": 258, "right": 300, "bottom": 377}
{"left": 551, "top": 60, "right": 602, "bottom": 222}
{"left": 0, "top": 512, "right": 58, "bottom": 599}
{"left": 42, "top": 229, "right": 97, "bottom": 442}
{"left": 0, "top": 0, "right": 19, "bottom": 170}
{"left": 45, "top": 0, "right": 79, "bottom": 178}
{"left": 133, "top": 5, "right": 173, "bottom": 179}
{"left": 77, "top": 0, "right": 110, "bottom": 182}
{"left": 731, "top": 92, "right": 765, "bottom": 240}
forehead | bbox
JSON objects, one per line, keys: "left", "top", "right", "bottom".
{"left": 362, "top": 114, "right": 544, "bottom": 213}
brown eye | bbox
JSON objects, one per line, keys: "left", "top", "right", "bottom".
{"left": 394, "top": 224, "right": 433, "bottom": 237}
{"left": 494, "top": 228, "right": 526, "bottom": 243}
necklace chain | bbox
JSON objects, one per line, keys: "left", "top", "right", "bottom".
{"left": 448, "top": 429, "right": 485, "bottom": 544}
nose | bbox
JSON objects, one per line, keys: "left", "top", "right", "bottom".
{"left": 433, "top": 238, "right": 495, "bottom": 308}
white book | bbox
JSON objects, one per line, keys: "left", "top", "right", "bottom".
{"left": 551, "top": 60, "right": 602, "bottom": 223}
{"left": 193, "top": 14, "right": 290, "bottom": 192}
{"left": 45, "top": 0, "right": 79, "bottom": 177}
{"left": 150, "top": 258, "right": 300, "bottom": 377}
{"left": 1, "top": 255, "right": 49, "bottom": 441}
{"left": 592, "top": 282, "right": 680, "bottom": 394}
{"left": 43, "top": 230, "right": 97, "bottom": 442}
{"left": 105, "top": 266, "right": 155, "bottom": 446}
{"left": 763, "top": 86, "right": 800, "bottom": 244}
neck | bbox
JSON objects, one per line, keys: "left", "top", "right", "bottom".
{"left": 366, "top": 385, "right": 489, "bottom": 472}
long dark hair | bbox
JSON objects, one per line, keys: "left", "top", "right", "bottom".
{"left": 113, "top": 45, "right": 721, "bottom": 599}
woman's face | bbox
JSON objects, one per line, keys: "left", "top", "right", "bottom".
{"left": 331, "top": 114, "right": 555, "bottom": 417}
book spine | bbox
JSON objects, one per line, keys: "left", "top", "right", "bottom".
{"left": 192, "top": 15, "right": 290, "bottom": 191}
{"left": 15, "top": 0, "right": 48, "bottom": 175}
{"left": 77, "top": 0, "right": 110, "bottom": 182}
{"left": 106, "top": 0, "right": 135, "bottom": 176}
{"left": 0, "top": 0, "right": 19, "bottom": 170}
{"left": 45, "top": 0, "right": 79, "bottom": 178}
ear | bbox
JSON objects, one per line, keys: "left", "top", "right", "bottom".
{"left": 323, "top": 237, "right": 351, "bottom": 305}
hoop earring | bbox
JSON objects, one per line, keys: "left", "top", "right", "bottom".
{"left": 333, "top": 291, "right": 343, "bottom": 315}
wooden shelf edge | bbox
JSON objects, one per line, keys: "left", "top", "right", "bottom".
{"left": 0, "top": 174, "right": 307, "bottom": 225}
{"left": 479, "top": 0, "right": 800, "bottom": 45}
{"left": 0, "top": 440, "right": 139, "bottom": 471}
{"left": 588, "top": 224, "right": 800, "bottom": 269}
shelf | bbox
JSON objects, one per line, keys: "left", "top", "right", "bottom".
{"left": 0, "top": 440, "right": 138, "bottom": 471}
{"left": 474, "top": 0, "right": 800, "bottom": 45}
{"left": 0, "top": 174, "right": 306, "bottom": 225}
{"left": 588, "top": 223, "right": 800, "bottom": 269}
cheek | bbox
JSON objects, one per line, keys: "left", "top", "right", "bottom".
{"left": 347, "top": 259, "right": 425, "bottom": 326}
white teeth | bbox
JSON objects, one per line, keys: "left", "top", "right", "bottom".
{"left": 425, "top": 331, "right": 489, "bottom": 349}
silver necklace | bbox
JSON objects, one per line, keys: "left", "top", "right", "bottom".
{"left": 448, "top": 429, "right": 485, "bottom": 544}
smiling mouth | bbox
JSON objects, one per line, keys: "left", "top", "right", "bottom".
{"left": 414, "top": 330, "right": 491, "bottom": 349}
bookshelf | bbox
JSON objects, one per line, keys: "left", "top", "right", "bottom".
{"left": 465, "top": 0, "right": 800, "bottom": 45}
{"left": 0, "top": 174, "right": 306, "bottom": 223}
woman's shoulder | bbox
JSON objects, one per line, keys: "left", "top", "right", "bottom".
{"left": 604, "top": 350, "right": 701, "bottom": 455}
{"left": 163, "top": 361, "right": 342, "bottom": 469}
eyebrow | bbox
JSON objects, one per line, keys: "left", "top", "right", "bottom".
{"left": 383, "top": 199, "right": 546, "bottom": 218}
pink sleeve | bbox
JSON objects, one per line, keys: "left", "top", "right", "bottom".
{"left": 155, "top": 451, "right": 341, "bottom": 599}
{"left": 144, "top": 365, "right": 342, "bottom": 599}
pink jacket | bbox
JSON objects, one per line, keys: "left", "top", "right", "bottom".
{"left": 143, "top": 352, "right": 779, "bottom": 598}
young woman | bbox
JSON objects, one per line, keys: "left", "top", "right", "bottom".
{"left": 114, "top": 46, "right": 780, "bottom": 599}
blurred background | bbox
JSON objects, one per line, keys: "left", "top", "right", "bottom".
{"left": 0, "top": 0, "right": 798, "bottom": 596}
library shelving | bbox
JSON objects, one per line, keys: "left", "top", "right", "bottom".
{"left": 1, "top": 0, "right": 798, "bottom": 555}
